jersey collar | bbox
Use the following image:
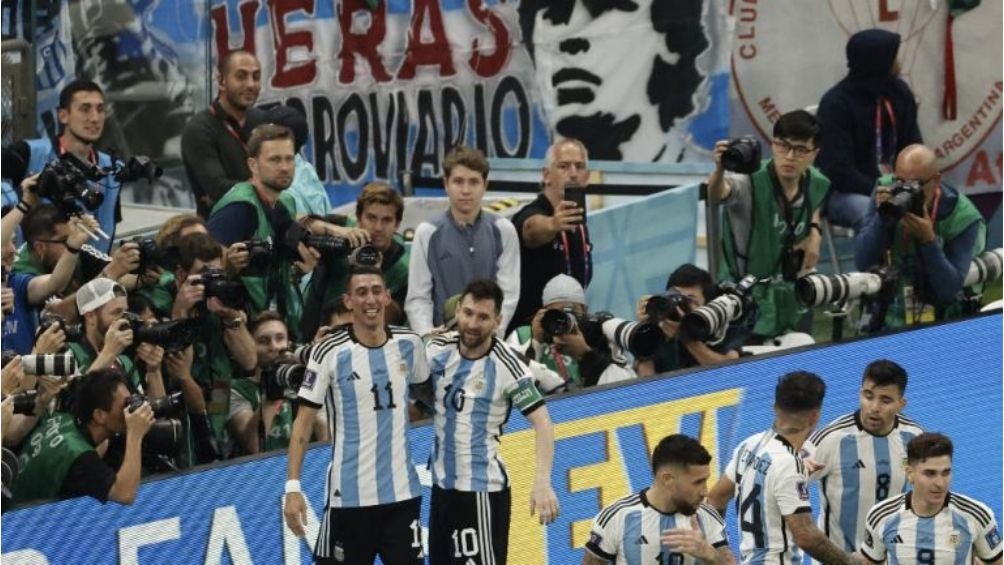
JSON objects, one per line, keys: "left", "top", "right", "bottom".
{"left": 852, "top": 410, "right": 901, "bottom": 438}
{"left": 905, "top": 490, "right": 951, "bottom": 517}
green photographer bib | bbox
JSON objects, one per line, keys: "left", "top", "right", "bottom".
{"left": 12, "top": 412, "right": 95, "bottom": 503}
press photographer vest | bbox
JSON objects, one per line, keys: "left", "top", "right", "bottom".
{"left": 12, "top": 412, "right": 96, "bottom": 503}
{"left": 25, "top": 138, "right": 121, "bottom": 253}
{"left": 721, "top": 161, "right": 829, "bottom": 337}
{"left": 877, "top": 176, "right": 986, "bottom": 328}
{"left": 67, "top": 341, "right": 143, "bottom": 393}
{"left": 210, "top": 182, "right": 301, "bottom": 336}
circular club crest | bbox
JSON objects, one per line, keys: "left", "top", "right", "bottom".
{"left": 730, "top": 0, "right": 1002, "bottom": 170}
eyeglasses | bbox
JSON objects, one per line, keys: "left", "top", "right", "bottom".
{"left": 771, "top": 139, "right": 816, "bottom": 158}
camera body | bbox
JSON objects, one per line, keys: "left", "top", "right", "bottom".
{"left": 122, "top": 236, "right": 179, "bottom": 274}
{"left": 121, "top": 312, "right": 199, "bottom": 352}
{"left": 126, "top": 392, "right": 184, "bottom": 455}
{"left": 37, "top": 313, "right": 84, "bottom": 342}
{"left": 878, "top": 179, "right": 925, "bottom": 220}
{"left": 115, "top": 156, "right": 162, "bottom": 184}
{"left": 781, "top": 247, "right": 806, "bottom": 282}
{"left": 284, "top": 222, "right": 352, "bottom": 258}
{"left": 539, "top": 309, "right": 660, "bottom": 358}
{"left": 197, "top": 268, "right": 247, "bottom": 310}
{"left": 680, "top": 275, "right": 758, "bottom": 344}
{"left": 349, "top": 244, "right": 382, "bottom": 268}
{"left": 645, "top": 291, "right": 692, "bottom": 323}
{"left": 36, "top": 153, "right": 105, "bottom": 215}
{"left": 721, "top": 136, "right": 762, "bottom": 174}
{"left": 241, "top": 238, "right": 273, "bottom": 276}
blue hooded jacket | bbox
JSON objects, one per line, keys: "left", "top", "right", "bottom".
{"left": 816, "top": 29, "right": 923, "bottom": 197}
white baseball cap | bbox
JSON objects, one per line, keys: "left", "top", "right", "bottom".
{"left": 76, "top": 278, "right": 126, "bottom": 315}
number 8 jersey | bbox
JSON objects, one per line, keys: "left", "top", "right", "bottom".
{"left": 724, "top": 430, "right": 813, "bottom": 565}
{"left": 426, "top": 333, "right": 545, "bottom": 492}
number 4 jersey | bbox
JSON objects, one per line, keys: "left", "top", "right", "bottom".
{"left": 724, "top": 430, "right": 813, "bottom": 564}
{"left": 426, "top": 333, "right": 545, "bottom": 492}
{"left": 300, "top": 325, "right": 430, "bottom": 508}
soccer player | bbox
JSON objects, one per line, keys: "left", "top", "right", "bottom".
{"left": 422, "top": 278, "right": 559, "bottom": 564}
{"left": 283, "top": 266, "right": 429, "bottom": 565}
{"left": 861, "top": 432, "right": 1002, "bottom": 564}
{"left": 804, "top": 359, "right": 923, "bottom": 555}
{"left": 707, "top": 371, "right": 858, "bottom": 565}
{"left": 582, "top": 434, "right": 735, "bottom": 565}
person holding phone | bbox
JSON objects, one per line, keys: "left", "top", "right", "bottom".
{"left": 509, "top": 138, "right": 594, "bottom": 334}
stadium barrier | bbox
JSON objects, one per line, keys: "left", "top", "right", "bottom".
{"left": 3, "top": 313, "right": 1000, "bottom": 564}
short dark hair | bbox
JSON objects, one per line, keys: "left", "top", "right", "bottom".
{"left": 177, "top": 233, "right": 223, "bottom": 271}
{"left": 156, "top": 214, "right": 206, "bottom": 248}
{"left": 321, "top": 298, "right": 350, "bottom": 322}
{"left": 775, "top": 371, "right": 826, "bottom": 412}
{"left": 345, "top": 266, "right": 385, "bottom": 292}
{"left": 59, "top": 80, "right": 104, "bottom": 110}
{"left": 666, "top": 263, "right": 718, "bottom": 301}
{"left": 127, "top": 293, "right": 154, "bottom": 317}
{"left": 651, "top": 434, "right": 712, "bottom": 474}
{"left": 773, "top": 110, "right": 821, "bottom": 147}
{"left": 356, "top": 182, "right": 405, "bottom": 224}
{"left": 73, "top": 368, "right": 128, "bottom": 425}
{"left": 247, "top": 124, "right": 294, "bottom": 158}
{"left": 217, "top": 49, "right": 258, "bottom": 77}
{"left": 250, "top": 310, "right": 285, "bottom": 335}
{"left": 22, "top": 204, "right": 69, "bottom": 243}
{"left": 907, "top": 432, "right": 953, "bottom": 465}
{"left": 443, "top": 145, "right": 490, "bottom": 181}
{"left": 863, "top": 359, "right": 908, "bottom": 395}
{"left": 459, "top": 279, "right": 503, "bottom": 314}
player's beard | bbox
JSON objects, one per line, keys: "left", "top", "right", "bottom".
{"left": 672, "top": 495, "right": 699, "bottom": 516}
{"left": 460, "top": 328, "right": 490, "bottom": 351}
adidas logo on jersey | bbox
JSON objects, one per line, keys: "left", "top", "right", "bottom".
{"left": 854, "top": 460, "right": 866, "bottom": 469}
{"left": 342, "top": 372, "right": 362, "bottom": 382}
{"left": 890, "top": 535, "right": 904, "bottom": 544}
{"left": 635, "top": 535, "right": 649, "bottom": 545}
{"left": 334, "top": 489, "right": 342, "bottom": 498}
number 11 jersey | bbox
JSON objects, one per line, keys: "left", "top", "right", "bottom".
{"left": 724, "top": 430, "right": 813, "bottom": 565}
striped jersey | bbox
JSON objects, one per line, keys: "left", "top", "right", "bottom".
{"left": 861, "top": 491, "right": 1002, "bottom": 564}
{"left": 298, "top": 325, "right": 429, "bottom": 508}
{"left": 805, "top": 411, "right": 923, "bottom": 553}
{"left": 724, "top": 430, "right": 812, "bottom": 565}
{"left": 426, "top": 332, "right": 544, "bottom": 492}
{"left": 585, "top": 490, "right": 730, "bottom": 565}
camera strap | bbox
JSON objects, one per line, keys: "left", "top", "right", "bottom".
{"left": 57, "top": 138, "right": 97, "bottom": 166}
{"left": 874, "top": 98, "right": 897, "bottom": 170}
{"left": 558, "top": 226, "right": 591, "bottom": 282}
{"left": 208, "top": 104, "right": 248, "bottom": 152}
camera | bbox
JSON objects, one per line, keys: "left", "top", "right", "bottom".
{"left": 10, "top": 390, "right": 39, "bottom": 415}
{"left": 349, "top": 244, "right": 382, "bottom": 268}
{"left": 121, "top": 312, "right": 199, "bottom": 352}
{"left": 36, "top": 153, "right": 105, "bottom": 215}
{"left": 262, "top": 364, "right": 307, "bottom": 401}
{"left": 645, "top": 291, "right": 692, "bottom": 323}
{"left": 796, "top": 270, "right": 898, "bottom": 307}
{"left": 681, "top": 275, "right": 758, "bottom": 344}
{"left": 126, "top": 393, "right": 184, "bottom": 455}
{"left": 37, "top": 313, "right": 84, "bottom": 342}
{"left": 539, "top": 309, "right": 661, "bottom": 358}
{"left": 197, "top": 268, "right": 248, "bottom": 310}
{"left": 963, "top": 248, "right": 1003, "bottom": 287}
{"left": 241, "top": 238, "right": 273, "bottom": 276}
{"left": 121, "top": 236, "right": 179, "bottom": 274}
{"left": 19, "top": 353, "right": 77, "bottom": 377}
{"left": 781, "top": 247, "right": 806, "bottom": 282}
{"left": 114, "top": 156, "right": 162, "bottom": 184}
{"left": 721, "top": 136, "right": 762, "bottom": 174}
{"left": 283, "top": 222, "right": 353, "bottom": 258}
{"left": 878, "top": 179, "right": 925, "bottom": 220}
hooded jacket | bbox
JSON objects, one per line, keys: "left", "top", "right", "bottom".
{"left": 817, "top": 29, "right": 922, "bottom": 197}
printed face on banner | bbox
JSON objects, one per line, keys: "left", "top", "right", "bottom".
{"left": 528, "top": 0, "right": 710, "bottom": 162}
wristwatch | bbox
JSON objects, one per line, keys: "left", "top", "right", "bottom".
{"left": 222, "top": 315, "right": 245, "bottom": 329}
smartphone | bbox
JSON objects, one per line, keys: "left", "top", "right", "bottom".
{"left": 564, "top": 183, "right": 587, "bottom": 225}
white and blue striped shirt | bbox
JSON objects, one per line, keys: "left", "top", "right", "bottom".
{"left": 724, "top": 430, "right": 812, "bottom": 565}
{"left": 585, "top": 490, "right": 730, "bottom": 565}
{"left": 299, "top": 326, "right": 429, "bottom": 508}
{"left": 426, "top": 333, "right": 544, "bottom": 492}
{"left": 805, "top": 412, "right": 923, "bottom": 554}
{"left": 861, "top": 491, "right": 1002, "bottom": 564}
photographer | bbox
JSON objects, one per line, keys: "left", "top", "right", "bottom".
{"left": 708, "top": 110, "right": 829, "bottom": 341}
{"left": 634, "top": 264, "right": 750, "bottom": 377}
{"left": 506, "top": 274, "right": 635, "bottom": 389}
{"left": 1, "top": 178, "right": 100, "bottom": 353}
{"left": 1, "top": 80, "right": 124, "bottom": 253}
{"left": 300, "top": 181, "right": 407, "bottom": 338}
{"left": 510, "top": 138, "right": 593, "bottom": 334}
{"left": 854, "top": 144, "right": 986, "bottom": 329}
{"left": 10, "top": 369, "right": 154, "bottom": 505}
{"left": 171, "top": 233, "right": 257, "bottom": 455}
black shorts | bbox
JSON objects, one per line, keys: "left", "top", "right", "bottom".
{"left": 314, "top": 497, "right": 423, "bottom": 565}
{"left": 429, "top": 485, "right": 511, "bottom": 565}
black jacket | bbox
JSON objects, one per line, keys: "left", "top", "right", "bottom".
{"left": 817, "top": 29, "right": 922, "bottom": 197}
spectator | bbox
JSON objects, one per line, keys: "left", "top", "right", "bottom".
{"left": 708, "top": 110, "right": 829, "bottom": 341}
{"left": 11, "top": 369, "right": 155, "bottom": 505}
{"left": 301, "top": 182, "right": 408, "bottom": 337}
{"left": 507, "top": 274, "right": 634, "bottom": 389}
{"left": 854, "top": 144, "right": 986, "bottom": 330}
{"left": 248, "top": 105, "right": 330, "bottom": 216}
{"left": 171, "top": 233, "right": 257, "bottom": 455}
{"left": 181, "top": 50, "right": 263, "bottom": 217}
{"left": 406, "top": 146, "right": 520, "bottom": 335}
{"left": 1, "top": 80, "right": 125, "bottom": 252}
{"left": 510, "top": 138, "right": 593, "bottom": 333}
{"left": 817, "top": 29, "right": 922, "bottom": 231}
{"left": 635, "top": 264, "right": 750, "bottom": 376}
